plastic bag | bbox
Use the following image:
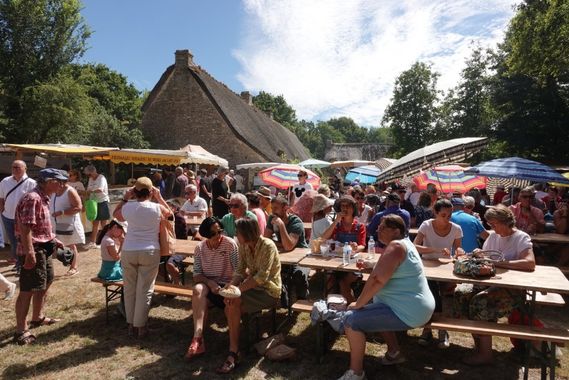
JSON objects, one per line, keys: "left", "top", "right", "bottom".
{"left": 85, "top": 199, "right": 98, "bottom": 221}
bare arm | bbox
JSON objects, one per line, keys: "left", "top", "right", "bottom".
{"left": 495, "top": 248, "right": 536, "bottom": 272}
{"left": 413, "top": 232, "right": 440, "bottom": 254}
{"left": 0, "top": 198, "right": 4, "bottom": 213}
{"left": 352, "top": 241, "right": 405, "bottom": 309}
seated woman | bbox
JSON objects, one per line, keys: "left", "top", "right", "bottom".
{"left": 310, "top": 194, "right": 335, "bottom": 242}
{"left": 454, "top": 205, "right": 535, "bottom": 365}
{"left": 185, "top": 217, "right": 239, "bottom": 360}
{"left": 97, "top": 219, "right": 126, "bottom": 282}
{"left": 218, "top": 217, "right": 282, "bottom": 374}
{"left": 338, "top": 215, "right": 435, "bottom": 380}
{"left": 321, "top": 195, "right": 366, "bottom": 303}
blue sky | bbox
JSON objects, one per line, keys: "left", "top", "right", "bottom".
{"left": 80, "top": 0, "right": 517, "bottom": 126}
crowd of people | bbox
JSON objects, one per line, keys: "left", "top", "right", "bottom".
{"left": 1, "top": 160, "right": 568, "bottom": 379}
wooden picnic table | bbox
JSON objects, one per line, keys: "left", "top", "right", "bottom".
{"left": 530, "top": 233, "right": 569, "bottom": 245}
{"left": 174, "top": 239, "right": 200, "bottom": 256}
{"left": 184, "top": 215, "right": 205, "bottom": 227}
{"left": 279, "top": 247, "right": 311, "bottom": 265}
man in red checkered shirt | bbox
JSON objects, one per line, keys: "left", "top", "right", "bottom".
{"left": 13, "top": 168, "right": 67, "bottom": 345}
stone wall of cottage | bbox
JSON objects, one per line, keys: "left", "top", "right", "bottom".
{"left": 140, "top": 50, "right": 266, "bottom": 168}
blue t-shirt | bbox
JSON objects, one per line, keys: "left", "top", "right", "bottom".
{"left": 367, "top": 206, "right": 410, "bottom": 242}
{"left": 373, "top": 238, "right": 435, "bottom": 327}
{"left": 450, "top": 210, "right": 485, "bottom": 253}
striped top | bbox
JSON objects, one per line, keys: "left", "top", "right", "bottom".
{"left": 193, "top": 236, "right": 239, "bottom": 284}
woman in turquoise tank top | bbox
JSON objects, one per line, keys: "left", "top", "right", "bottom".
{"left": 337, "top": 215, "right": 435, "bottom": 380}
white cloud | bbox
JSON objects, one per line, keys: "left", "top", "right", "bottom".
{"left": 234, "top": 0, "right": 517, "bottom": 126}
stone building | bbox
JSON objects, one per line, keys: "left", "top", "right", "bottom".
{"left": 140, "top": 50, "right": 309, "bottom": 167}
{"left": 324, "top": 140, "right": 392, "bottom": 162}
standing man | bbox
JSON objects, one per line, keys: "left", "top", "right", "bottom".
{"left": 14, "top": 168, "right": 67, "bottom": 345}
{"left": 172, "top": 167, "right": 188, "bottom": 199}
{"left": 198, "top": 169, "right": 212, "bottom": 216}
{"left": 450, "top": 197, "right": 488, "bottom": 253}
{"left": 84, "top": 165, "right": 110, "bottom": 249}
{"left": 234, "top": 170, "right": 245, "bottom": 193}
{"left": 0, "top": 160, "right": 36, "bottom": 273}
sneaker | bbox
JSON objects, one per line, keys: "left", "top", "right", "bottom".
{"left": 437, "top": 330, "right": 450, "bottom": 349}
{"left": 381, "top": 350, "right": 406, "bottom": 365}
{"left": 337, "top": 369, "right": 366, "bottom": 380}
{"left": 4, "top": 282, "right": 17, "bottom": 300}
{"left": 84, "top": 242, "right": 97, "bottom": 250}
{"left": 418, "top": 330, "right": 433, "bottom": 346}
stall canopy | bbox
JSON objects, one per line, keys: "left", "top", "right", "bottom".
{"left": 3, "top": 143, "right": 118, "bottom": 156}
{"left": 179, "top": 144, "right": 229, "bottom": 167}
{"left": 236, "top": 162, "right": 281, "bottom": 170}
{"left": 101, "top": 148, "right": 228, "bottom": 167}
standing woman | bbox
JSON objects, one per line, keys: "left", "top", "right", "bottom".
{"left": 413, "top": 198, "right": 464, "bottom": 348}
{"left": 212, "top": 168, "right": 230, "bottom": 218}
{"left": 84, "top": 165, "right": 110, "bottom": 249}
{"left": 50, "top": 172, "right": 84, "bottom": 276}
{"left": 113, "top": 177, "right": 172, "bottom": 338}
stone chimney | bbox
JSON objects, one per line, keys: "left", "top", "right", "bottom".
{"left": 175, "top": 49, "right": 195, "bottom": 68}
{"left": 240, "top": 91, "right": 253, "bottom": 105}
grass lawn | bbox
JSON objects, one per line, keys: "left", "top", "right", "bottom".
{"left": 1, "top": 245, "right": 568, "bottom": 380}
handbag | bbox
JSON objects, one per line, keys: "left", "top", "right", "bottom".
{"left": 453, "top": 250, "right": 504, "bottom": 279}
{"left": 159, "top": 218, "right": 176, "bottom": 257}
{"left": 55, "top": 222, "right": 74, "bottom": 235}
{"left": 85, "top": 199, "right": 98, "bottom": 221}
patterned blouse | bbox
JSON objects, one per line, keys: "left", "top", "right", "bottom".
{"left": 233, "top": 236, "right": 282, "bottom": 299}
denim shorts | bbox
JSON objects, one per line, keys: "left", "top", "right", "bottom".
{"left": 344, "top": 302, "right": 411, "bottom": 333}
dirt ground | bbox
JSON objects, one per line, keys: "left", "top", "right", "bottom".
{"left": 0, "top": 245, "right": 568, "bottom": 380}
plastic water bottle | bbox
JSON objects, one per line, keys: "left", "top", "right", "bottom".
{"left": 343, "top": 244, "right": 352, "bottom": 266}
{"left": 367, "top": 237, "right": 375, "bottom": 260}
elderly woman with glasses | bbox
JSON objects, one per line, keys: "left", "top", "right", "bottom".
{"left": 220, "top": 193, "right": 257, "bottom": 238}
{"left": 185, "top": 217, "right": 239, "bottom": 360}
{"left": 508, "top": 186, "right": 545, "bottom": 235}
{"left": 454, "top": 205, "right": 535, "bottom": 365}
{"left": 337, "top": 215, "right": 435, "bottom": 380}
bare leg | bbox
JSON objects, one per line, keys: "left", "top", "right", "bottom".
{"left": 382, "top": 331, "right": 400, "bottom": 355}
{"left": 463, "top": 335, "right": 493, "bottom": 364}
{"left": 340, "top": 274, "right": 358, "bottom": 304}
{"left": 69, "top": 244, "right": 78, "bottom": 271}
{"left": 166, "top": 262, "right": 181, "bottom": 285}
{"left": 15, "top": 291, "right": 33, "bottom": 332}
{"left": 31, "top": 282, "right": 51, "bottom": 321}
{"left": 192, "top": 283, "right": 209, "bottom": 338}
{"left": 345, "top": 326, "right": 366, "bottom": 376}
{"left": 224, "top": 297, "right": 242, "bottom": 355}
{"left": 91, "top": 220, "right": 101, "bottom": 244}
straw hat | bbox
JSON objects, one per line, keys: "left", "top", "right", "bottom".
{"left": 134, "top": 177, "right": 153, "bottom": 191}
{"left": 311, "top": 194, "right": 335, "bottom": 213}
{"left": 256, "top": 186, "right": 272, "bottom": 200}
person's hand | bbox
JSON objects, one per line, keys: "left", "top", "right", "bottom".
{"left": 271, "top": 215, "right": 283, "bottom": 227}
{"left": 23, "top": 253, "right": 36, "bottom": 270}
{"left": 349, "top": 242, "right": 358, "bottom": 251}
{"left": 455, "top": 247, "right": 465, "bottom": 257}
{"left": 125, "top": 188, "right": 135, "bottom": 200}
{"left": 441, "top": 248, "right": 451, "bottom": 257}
{"left": 347, "top": 302, "right": 360, "bottom": 310}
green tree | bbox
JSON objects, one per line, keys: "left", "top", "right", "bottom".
{"left": 0, "top": 0, "right": 90, "bottom": 141}
{"left": 382, "top": 62, "right": 441, "bottom": 156}
{"left": 326, "top": 117, "right": 368, "bottom": 143}
{"left": 252, "top": 91, "right": 297, "bottom": 130}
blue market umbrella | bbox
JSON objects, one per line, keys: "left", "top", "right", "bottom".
{"left": 465, "top": 157, "right": 569, "bottom": 184}
{"left": 345, "top": 165, "right": 381, "bottom": 184}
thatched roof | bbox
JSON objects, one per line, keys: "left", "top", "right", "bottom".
{"left": 142, "top": 51, "right": 309, "bottom": 163}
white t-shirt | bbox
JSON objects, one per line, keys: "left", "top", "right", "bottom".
{"left": 0, "top": 175, "right": 37, "bottom": 219}
{"left": 311, "top": 215, "right": 333, "bottom": 241}
{"left": 292, "top": 182, "right": 313, "bottom": 200}
{"left": 121, "top": 201, "right": 161, "bottom": 251}
{"left": 418, "top": 219, "right": 463, "bottom": 254}
{"left": 359, "top": 204, "right": 373, "bottom": 225}
{"left": 181, "top": 196, "right": 208, "bottom": 214}
{"left": 408, "top": 192, "right": 421, "bottom": 206}
{"left": 482, "top": 230, "right": 532, "bottom": 261}
{"left": 100, "top": 235, "right": 120, "bottom": 261}
{"left": 68, "top": 181, "right": 85, "bottom": 192}
{"left": 234, "top": 174, "right": 245, "bottom": 191}
{"left": 87, "top": 174, "right": 109, "bottom": 203}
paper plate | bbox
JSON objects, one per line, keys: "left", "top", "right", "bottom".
{"left": 219, "top": 285, "right": 241, "bottom": 298}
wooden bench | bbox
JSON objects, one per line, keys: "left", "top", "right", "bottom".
{"left": 90, "top": 277, "right": 193, "bottom": 323}
{"left": 292, "top": 300, "right": 569, "bottom": 378}
{"left": 527, "top": 292, "right": 565, "bottom": 307}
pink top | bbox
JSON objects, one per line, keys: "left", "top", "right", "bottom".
{"left": 251, "top": 207, "right": 266, "bottom": 235}
{"left": 509, "top": 203, "right": 545, "bottom": 234}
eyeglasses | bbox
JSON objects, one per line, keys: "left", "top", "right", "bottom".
{"left": 297, "top": 174, "right": 305, "bottom": 178}
{"left": 519, "top": 195, "right": 531, "bottom": 199}
{"left": 210, "top": 229, "right": 223, "bottom": 236}
{"left": 229, "top": 204, "right": 241, "bottom": 209}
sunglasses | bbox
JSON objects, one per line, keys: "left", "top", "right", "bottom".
{"left": 297, "top": 174, "right": 306, "bottom": 178}
{"left": 229, "top": 204, "right": 241, "bottom": 209}
{"left": 519, "top": 195, "right": 531, "bottom": 199}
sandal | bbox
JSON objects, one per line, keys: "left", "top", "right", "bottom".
{"left": 66, "top": 268, "right": 78, "bottom": 276}
{"left": 185, "top": 337, "right": 205, "bottom": 360}
{"left": 216, "top": 351, "right": 239, "bottom": 374}
{"left": 13, "top": 330, "right": 36, "bottom": 345}
{"left": 29, "top": 316, "right": 60, "bottom": 328}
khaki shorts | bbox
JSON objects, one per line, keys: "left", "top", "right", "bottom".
{"left": 19, "top": 251, "right": 54, "bottom": 292}
{"left": 241, "top": 288, "right": 278, "bottom": 314}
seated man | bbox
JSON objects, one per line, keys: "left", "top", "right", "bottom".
{"left": 180, "top": 184, "right": 208, "bottom": 239}
{"left": 264, "top": 195, "right": 310, "bottom": 304}
{"left": 367, "top": 193, "right": 410, "bottom": 245}
{"left": 221, "top": 193, "right": 257, "bottom": 238}
{"left": 218, "top": 217, "right": 281, "bottom": 374}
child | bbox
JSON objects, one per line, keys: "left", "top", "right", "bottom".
{"left": 97, "top": 219, "right": 126, "bottom": 282}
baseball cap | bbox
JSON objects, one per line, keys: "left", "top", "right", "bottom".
{"left": 39, "top": 168, "right": 68, "bottom": 181}
{"left": 451, "top": 197, "right": 465, "bottom": 206}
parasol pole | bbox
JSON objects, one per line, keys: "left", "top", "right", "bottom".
{"left": 432, "top": 166, "right": 445, "bottom": 195}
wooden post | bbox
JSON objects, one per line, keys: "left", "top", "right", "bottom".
{"left": 109, "top": 161, "right": 116, "bottom": 185}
